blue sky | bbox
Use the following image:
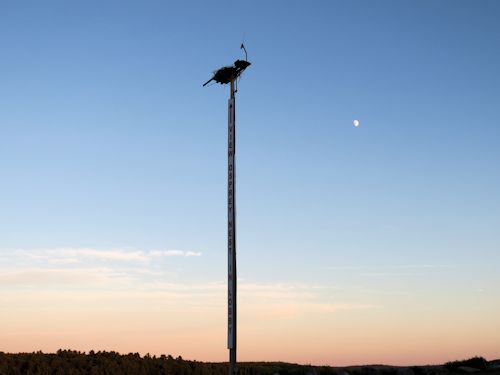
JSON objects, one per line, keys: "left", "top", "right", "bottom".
{"left": 1, "top": 0, "right": 499, "bottom": 365}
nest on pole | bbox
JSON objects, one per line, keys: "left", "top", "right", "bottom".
{"left": 203, "top": 59, "right": 251, "bottom": 87}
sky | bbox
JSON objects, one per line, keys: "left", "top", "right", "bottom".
{"left": 1, "top": 0, "right": 499, "bottom": 367}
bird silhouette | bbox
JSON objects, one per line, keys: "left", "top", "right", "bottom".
{"left": 203, "top": 44, "right": 251, "bottom": 87}
{"left": 203, "top": 60, "right": 251, "bottom": 87}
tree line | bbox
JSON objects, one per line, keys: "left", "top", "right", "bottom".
{"left": 0, "top": 350, "right": 317, "bottom": 375}
{"left": 0, "top": 351, "right": 495, "bottom": 375}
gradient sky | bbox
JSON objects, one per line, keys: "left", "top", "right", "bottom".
{"left": 1, "top": 0, "right": 499, "bottom": 367}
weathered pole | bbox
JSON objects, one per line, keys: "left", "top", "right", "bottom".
{"left": 227, "top": 78, "right": 237, "bottom": 375}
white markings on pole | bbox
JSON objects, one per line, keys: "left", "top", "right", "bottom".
{"left": 227, "top": 97, "right": 236, "bottom": 349}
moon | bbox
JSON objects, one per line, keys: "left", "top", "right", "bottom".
{"left": 353, "top": 119, "right": 360, "bottom": 127}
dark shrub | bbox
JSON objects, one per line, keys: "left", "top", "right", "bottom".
{"left": 445, "top": 357, "right": 488, "bottom": 371}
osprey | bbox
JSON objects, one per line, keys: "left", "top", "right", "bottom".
{"left": 203, "top": 45, "right": 251, "bottom": 87}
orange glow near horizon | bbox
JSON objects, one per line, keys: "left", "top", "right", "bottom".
{"left": 1, "top": 284, "right": 499, "bottom": 366}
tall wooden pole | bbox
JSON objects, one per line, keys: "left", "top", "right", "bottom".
{"left": 227, "top": 79, "right": 237, "bottom": 375}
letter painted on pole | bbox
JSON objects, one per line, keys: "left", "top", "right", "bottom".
{"left": 227, "top": 97, "right": 236, "bottom": 349}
